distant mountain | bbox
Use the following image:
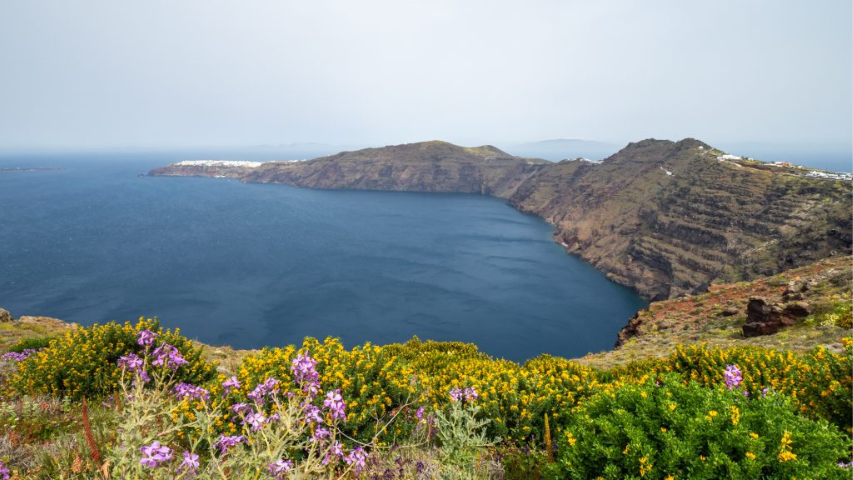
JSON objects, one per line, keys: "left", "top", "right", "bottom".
{"left": 503, "top": 138, "right": 621, "bottom": 161}
{"left": 149, "top": 138, "right": 852, "bottom": 300}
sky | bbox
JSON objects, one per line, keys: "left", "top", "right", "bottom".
{"left": 0, "top": 0, "right": 851, "bottom": 160}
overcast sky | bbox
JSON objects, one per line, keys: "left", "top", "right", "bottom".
{"left": 1, "top": 0, "right": 850, "bottom": 154}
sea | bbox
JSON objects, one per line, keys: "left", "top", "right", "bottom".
{"left": 0, "top": 151, "right": 648, "bottom": 362}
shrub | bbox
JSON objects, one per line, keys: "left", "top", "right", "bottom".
{"left": 546, "top": 375, "right": 851, "bottom": 480}
{"left": 7, "top": 337, "right": 55, "bottom": 354}
{"left": 230, "top": 337, "right": 418, "bottom": 444}
{"left": 7, "top": 318, "right": 216, "bottom": 399}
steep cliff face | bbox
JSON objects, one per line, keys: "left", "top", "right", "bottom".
{"left": 243, "top": 141, "right": 547, "bottom": 197}
{"left": 508, "top": 139, "right": 852, "bottom": 299}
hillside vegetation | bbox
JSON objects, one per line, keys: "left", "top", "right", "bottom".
{"left": 149, "top": 138, "right": 852, "bottom": 300}
{"left": 1, "top": 317, "right": 850, "bottom": 479}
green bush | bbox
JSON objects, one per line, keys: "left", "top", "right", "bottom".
{"left": 7, "top": 336, "right": 56, "bottom": 353}
{"left": 546, "top": 375, "right": 851, "bottom": 480}
{"left": 7, "top": 318, "right": 216, "bottom": 399}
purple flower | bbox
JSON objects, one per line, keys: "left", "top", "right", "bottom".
{"left": 345, "top": 446, "right": 368, "bottom": 473}
{"left": 222, "top": 375, "right": 241, "bottom": 394}
{"left": 761, "top": 387, "right": 770, "bottom": 398}
{"left": 415, "top": 407, "right": 425, "bottom": 422}
{"left": 464, "top": 387, "right": 478, "bottom": 402}
{"left": 723, "top": 365, "right": 742, "bottom": 390}
{"left": 173, "top": 383, "right": 210, "bottom": 402}
{"left": 140, "top": 441, "right": 173, "bottom": 467}
{"left": 151, "top": 343, "right": 188, "bottom": 370}
{"left": 268, "top": 459, "right": 293, "bottom": 478}
{"left": 135, "top": 370, "right": 151, "bottom": 385}
{"left": 2, "top": 349, "right": 39, "bottom": 363}
{"left": 213, "top": 434, "right": 246, "bottom": 454}
{"left": 291, "top": 353, "right": 320, "bottom": 397}
{"left": 303, "top": 403, "right": 324, "bottom": 424}
{"left": 743, "top": 390, "right": 749, "bottom": 397}
{"left": 248, "top": 377, "right": 280, "bottom": 403}
{"left": 137, "top": 329, "right": 159, "bottom": 347}
{"left": 324, "top": 441, "right": 345, "bottom": 465}
{"left": 118, "top": 353, "right": 145, "bottom": 372}
{"left": 324, "top": 389, "right": 346, "bottom": 421}
{"left": 0, "top": 461, "right": 9, "bottom": 480}
{"left": 839, "top": 461, "right": 852, "bottom": 468}
{"left": 231, "top": 402, "right": 252, "bottom": 415}
{"left": 243, "top": 411, "right": 267, "bottom": 431}
{"left": 179, "top": 452, "right": 199, "bottom": 473}
{"left": 450, "top": 387, "right": 478, "bottom": 403}
{"left": 312, "top": 426, "right": 330, "bottom": 443}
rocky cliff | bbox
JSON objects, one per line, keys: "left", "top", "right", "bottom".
{"left": 149, "top": 139, "right": 852, "bottom": 300}
{"left": 509, "top": 139, "right": 851, "bottom": 299}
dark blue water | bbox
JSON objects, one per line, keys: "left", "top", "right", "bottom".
{"left": 0, "top": 152, "right": 647, "bottom": 362}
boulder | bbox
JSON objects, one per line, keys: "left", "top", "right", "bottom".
{"left": 719, "top": 306, "right": 740, "bottom": 317}
{"left": 0, "top": 308, "right": 12, "bottom": 323}
{"left": 783, "top": 302, "right": 812, "bottom": 318}
{"left": 742, "top": 297, "right": 811, "bottom": 337}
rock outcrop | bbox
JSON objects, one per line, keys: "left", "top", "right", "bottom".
{"left": 741, "top": 298, "right": 812, "bottom": 337}
{"left": 0, "top": 308, "right": 12, "bottom": 323}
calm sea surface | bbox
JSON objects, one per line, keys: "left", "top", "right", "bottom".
{"left": 0, "top": 152, "right": 647, "bottom": 361}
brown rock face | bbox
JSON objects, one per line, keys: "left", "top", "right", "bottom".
{"left": 615, "top": 311, "right": 644, "bottom": 347}
{"left": 742, "top": 297, "right": 811, "bottom": 337}
{"left": 0, "top": 308, "right": 12, "bottom": 323}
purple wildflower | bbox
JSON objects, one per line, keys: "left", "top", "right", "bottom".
{"left": 291, "top": 353, "right": 320, "bottom": 397}
{"left": 248, "top": 377, "right": 280, "bottom": 403}
{"left": 140, "top": 441, "right": 173, "bottom": 467}
{"left": 231, "top": 402, "right": 252, "bottom": 415}
{"left": 312, "top": 426, "right": 330, "bottom": 443}
{"left": 173, "top": 383, "right": 210, "bottom": 402}
{"left": 0, "top": 461, "right": 9, "bottom": 480}
{"left": 723, "top": 365, "right": 742, "bottom": 390}
{"left": 222, "top": 375, "right": 241, "bottom": 394}
{"left": 243, "top": 411, "right": 267, "bottom": 431}
{"left": 345, "top": 446, "right": 368, "bottom": 473}
{"left": 415, "top": 407, "right": 425, "bottom": 422}
{"left": 839, "top": 461, "right": 852, "bottom": 468}
{"left": 179, "top": 452, "right": 199, "bottom": 473}
{"left": 118, "top": 353, "right": 145, "bottom": 372}
{"left": 213, "top": 434, "right": 246, "bottom": 454}
{"left": 464, "top": 387, "right": 478, "bottom": 402}
{"left": 137, "top": 329, "right": 158, "bottom": 347}
{"left": 303, "top": 402, "right": 324, "bottom": 424}
{"left": 761, "top": 387, "right": 770, "bottom": 398}
{"left": 268, "top": 459, "right": 293, "bottom": 478}
{"left": 2, "top": 349, "right": 38, "bottom": 362}
{"left": 323, "top": 441, "right": 345, "bottom": 465}
{"left": 743, "top": 390, "right": 749, "bottom": 397}
{"left": 324, "top": 389, "right": 346, "bottom": 421}
{"left": 151, "top": 343, "right": 188, "bottom": 370}
{"left": 450, "top": 388, "right": 464, "bottom": 402}
{"left": 135, "top": 370, "right": 151, "bottom": 385}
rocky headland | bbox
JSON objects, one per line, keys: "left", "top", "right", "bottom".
{"left": 149, "top": 139, "right": 852, "bottom": 300}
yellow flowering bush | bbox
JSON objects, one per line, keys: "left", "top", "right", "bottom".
{"left": 545, "top": 375, "right": 851, "bottom": 480}
{"left": 7, "top": 318, "right": 216, "bottom": 399}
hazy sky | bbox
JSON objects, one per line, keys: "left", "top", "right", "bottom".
{"left": 1, "top": 0, "right": 851, "bottom": 153}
